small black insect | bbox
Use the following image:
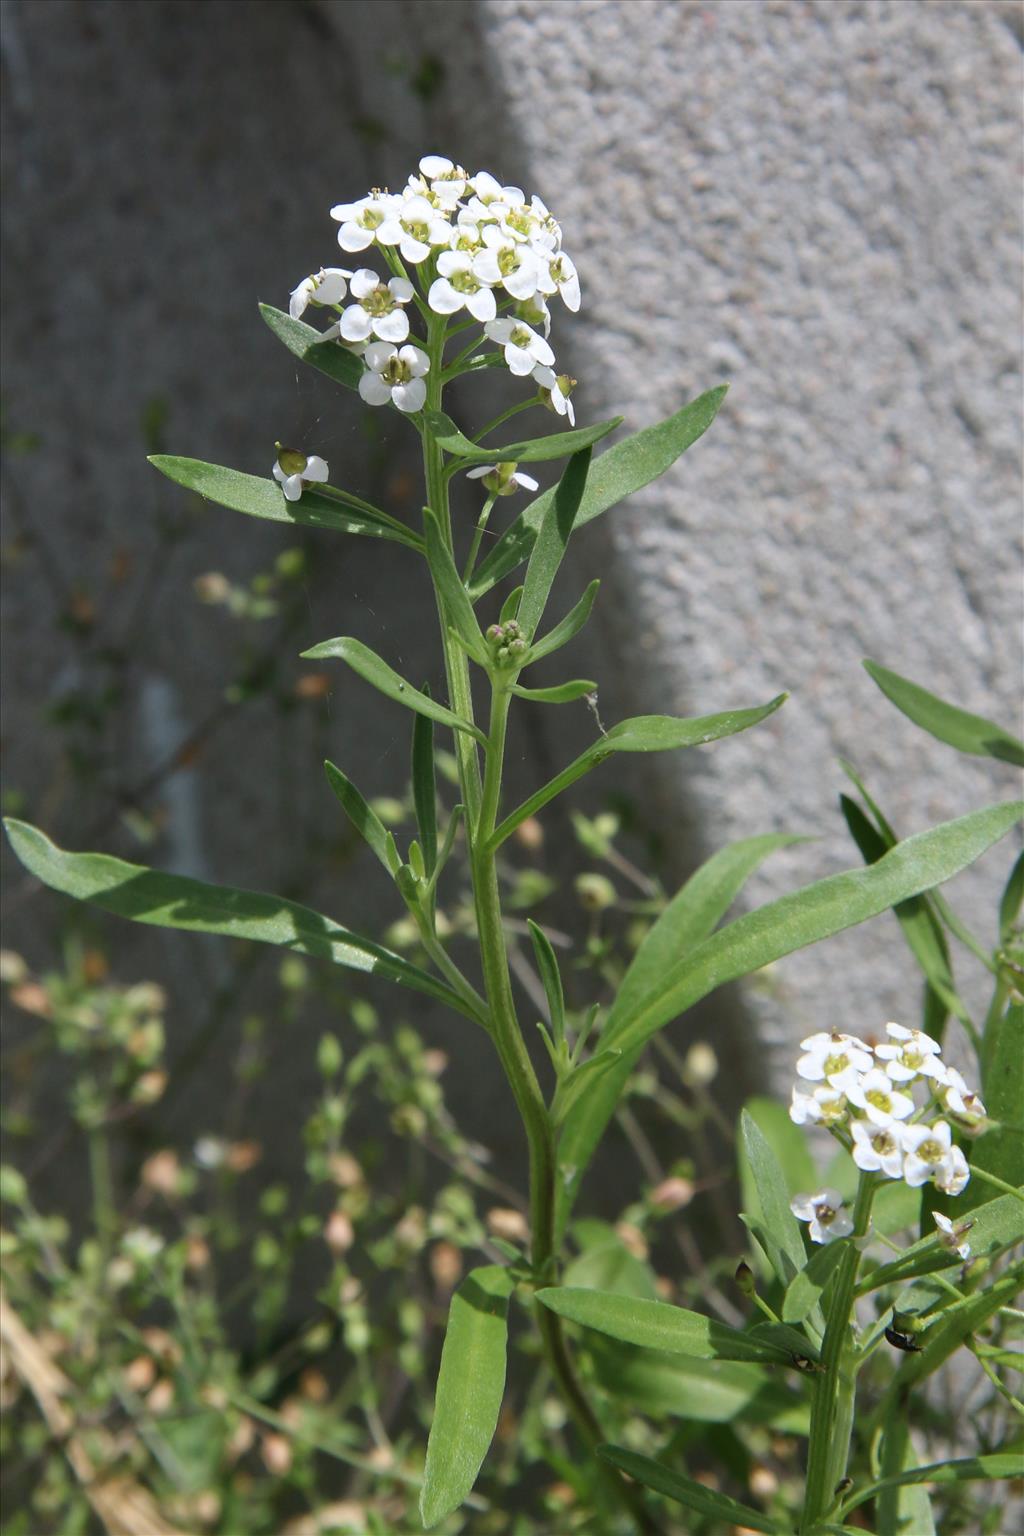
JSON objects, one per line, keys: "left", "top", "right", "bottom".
{"left": 885, "top": 1324, "right": 922, "bottom": 1353}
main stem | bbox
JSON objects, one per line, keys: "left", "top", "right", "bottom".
{"left": 801, "top": 1175, "right": 877, "bottom": 1532}
{"left": 421, "top": 318, "right": 654, "bottom": 1534}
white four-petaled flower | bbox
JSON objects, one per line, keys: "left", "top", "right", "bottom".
{"left": 465, "top": 461, "right": 539, "bottom": 497}
{"left": 289, "top": 267, "right": 351, "bottom": 320}
{"left": 933, "top": 1211, "right": 972, "bottom": 1260}
{"left": 790, "top": 1189, "right": 854, "bottom": 1245}
{"left": 902, "top": 1121, "right": 969, "bottom": 1194}
{"left": 484, "top": 318, "right": 555, "bottom": 376}
{"left": 358, "top": 342, "right": 430, "bottom": 413}
{"left": 875, "top": 1023, "right": 947, "bottom": 1084}
{"left": 428, "top": 253, "right": 497, "bottom": 321}
{"left": 273, "top": 447, "right": 329, "bottom": 502}
{"left": 339, "top": 271, "right": 415, "bottom": 343}
{"left": 796, "top": 1031, "right": 874, "bottom": 1094}
{"left": 850, "top": 1120, "right": 904, "bottom": 1179}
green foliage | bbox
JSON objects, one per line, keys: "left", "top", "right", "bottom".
{"left": 300, "top": 637, "right": 488, "bottom": 745}
{"left": 419, "top": 1266, "right": 515, "bottom": 1528}
{"left": 424, "top": 409, "right": 620, "bottom": 461}
{"left": 864, "top": 659, "right": 1024, "bottom": 766}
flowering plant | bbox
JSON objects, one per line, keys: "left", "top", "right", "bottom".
{"left": 4, "top": 157, "right": 1022, "bottom": 1534}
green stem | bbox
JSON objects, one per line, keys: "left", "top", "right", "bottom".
{"left": 421, "top": 322, "right": 652, "bottom": 1533}
{"left": 801, "top": 1175, "right": 877, "bottom": 1532}
{"left": 472, "top": 395, "right": 540, "bottom": 444}
{"left": 88, "top": 1119, "right": 116, "bottom": 1269}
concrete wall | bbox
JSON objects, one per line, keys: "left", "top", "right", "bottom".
{"left": 2, "top": 1, "right": 1020, "bottom": 1185}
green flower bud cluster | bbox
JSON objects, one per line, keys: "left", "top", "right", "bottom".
{"left": 485, "top": 618, "right": 529, "bottom": 668}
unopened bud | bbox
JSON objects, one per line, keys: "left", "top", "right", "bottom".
{"left": 575, "top": 872, "right": 616, "bottom": 911}
{"left": 735, "top": 1260, "right": 756, "bottom": 1296}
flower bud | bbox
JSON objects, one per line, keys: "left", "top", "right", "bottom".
{"left": 734, "top": 1260, "right": 756, "bottom": 1296}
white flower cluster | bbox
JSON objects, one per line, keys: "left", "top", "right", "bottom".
{"left": 287, "top": 157, "right": 580, "bottom": 425}
{"left": 788, "top": 1023, "right": 986, "bottom": 1244}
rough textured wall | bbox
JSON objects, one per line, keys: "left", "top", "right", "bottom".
{"left": 473, "top": 0, "right": 1023, "bottom": 1066}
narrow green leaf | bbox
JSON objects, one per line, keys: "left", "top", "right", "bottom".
{"left": 420, "top": 1265, "right": 515, "bottom": 1528}
{"left": 148, "top": 455, "right": 418, "bottom": 549}
{"left": 965, "top": 1001, "right": 1024, "bottom": 1210}
{"left": 300, "top": 637, "right": 487, "bottom": 746}
{"left": 517, "top": 449, "right": 591, "bottom": 637}
{"left": 469, "top": 386, "right": 727, "bottom": 598}
{"left": 841, "top": 1454, "right": 1022, "bottom": 1518}
{"left": 740, "top": 1097, "right": 819, "bottom": 1213}
{"left": 782, "top": 1240, "right": 847, "bottom": 1323}
{"left": 499, "top": 585, "right": 524, "bottom": 626}
{"left": 857, "top": 1189, "right": 1024, "bottom": 1292}
{"left": 550, "top": 1048, "right": 623, "bottom": 1127}
{"left": 740, "top": 1112, "right": 808, "bottom": 1290}
{"left": 864, "top": 660, "right": 1024, "bottom": 767}
{"left": 412, "top": 700, "right": 437, "bottom": 879}
{"left": 2, "top": 820, "right": 478, "bottom": 1021}
{"left": 897, "top": 1263, "right": 1024, "bottom": 1386}
{"left": 511, "top": 679, "right": 597, "bottom": 704}
{"left": 598, "top": 1447, "right": 780, "bottom": 1533}
{"left": 527, "top": 919, "right": 565, "bottom": 1044}
{"left": 323, "top": 761, "right": 399, "bottom": 876}
{"left": 999, "top": 851, "right": 1024, "bottom": 944}
{"left": 537, "top": 1288, "right": 799, "bottom": 1367}
{"left": 489, "top": 696, "right": 787, "bottom": 850}
{"left": 840, "top": 789, "right": 964, "bottom": 1031}
{"left": 423, "top": 509, "right": 488, "bottom": 663}
{"left": 525, "top": 579, "right": 600, "bottom": 663}
{"left": 586, "top": 1339, "right": 809, "bottom": 1430}
{"left": 424, "top": 409, "right": 619, "bottom": 462}
{"left": 876, "top": 1409, "right": 937, "bottom": 1536}
{"left": 613, "top": 834, "right": 807, "bottom": 1030}
{"left": 555, "top": 799, "right": 1023, "bottom": 1238}
{"left": 258, "top": 303, "right": 364, "bottom": 391}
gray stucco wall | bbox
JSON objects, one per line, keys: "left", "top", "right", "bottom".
{"left": 2, "top": 0, "right": 1021, "bottom": 1192}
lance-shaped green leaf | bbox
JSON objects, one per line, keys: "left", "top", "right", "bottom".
{"left": 411, "top": 700, "right": 438, "bottom": 879}
{"left": 740, "top": 1111, "right": 809, "bottom": 1291}
{"left": 965, "top": 1001, "right": 1024, "bottom": 1211}
{"left": 840, "top": 792, "right": 965, "bottom": 1030}
{"left": 300, "top": 637, "right": 487, "bottom": 746}
{"left": 597, "top": 1447, "right": 780, "bottom": 1533}
{"left": 489, "top": 696, "right": 787, "bottom": 850}
{"left": 469, "top": 386, "right": 727, "bottom": 599}
{"left": 840, "top": 1454, "right": 1022, "bottom": 1520}
{"left": 614, "top": 834, "right": 807, "bottom": 1028}
{"left": 498, "top": 585, "right": 524, "bottom": 625}
{"left": 517, "top": 449, "right": 591, "bottom": 637}
{"left": 424, "top": 409, "right": 619, "bottom": 462}
{"left": 527, "top": 919, "right": 565, "bottom": 1045}
{"left": 148, "top": 456, "right": 419, "bottom": 549}
{"left": 783, "top": 1239, "right": 847, "bottom": 1323}
{"left": 856, "top": 1189, "right": 1023, "bottom": 1293}
{"left": 420, "top": 1266, "right": 515, "bottom": 1528}
{"left": 536, "top": 1288, "right": 800, "bottom": 1367}
{"left": 999, "top": 851, "right": 1024, "bottom": 944}
{"left": 2, "top": 820, "right": 479, "bottom": 1021}
{"left": 258, "top": 303, "right": 364, "bottom": 391}
{"left": 324, "top": 761, "right": 400, "bottom": 876}
{"left": 526, "top": 579, "right": 600, "bottom": 664}
{"left": 423, "top": 509, "right": 488, "bottom": 664}
{"left": 864, "top": 659, "right": 1024, "bottom": 767}
{"left": 511, "top": 679, "right": 597, "bottom": 704}
{"left": 550, "top": 1048, "right": 623, "bottom": 1127}
{"left": 554, "top": 799, "right": 1024, "bottom": 1238}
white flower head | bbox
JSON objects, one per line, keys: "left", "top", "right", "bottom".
{"left": 416, "top": 155, "right": 468, "bottom": 208}
{"left": 875, "top": 1022, "right": 948, "bottom": 1085}
{"left": 902, "top": 1120, "right": 969, "bottom": 1195}
{"left": 847, "top": 1068, "right": 915, "bottom": 1128}
{"left": 790, "top": 1189, "right": 854, "bottom": 1245}
{"left": 428, "top": 252, "right": 497, "bottom": 322}
{"left": 376, "top": 193, "right": 452, "bottom": 265}
{"left": 533, "top": 365, "right": 577, "bottom": 425}
{"left": 465, "top": 460, "right": 539, "bottom": 498}
{"left": 851, "top": 1119, "right": 904, "bottom": 1179}
{"left": 331, "top": 191, "right": 400, "bottom": 252}
{"left": 339, "top": 270, "right": 415, "bottom": 344}
{"left": 273, "top": 445, "right": 329, "bottom": 502}
{"left": 933, "top": 1211, "right": 973, "bottom": 1260}
{"left": 796, "top": 1030, "right": 873, "bottom": 1093}
{"left": 789, "top": 1083, "right": 847, "bottom": 1127}
{"left": 484, "top": 317, "right": 555, "bottom": 376}
{"left": 358, "top": 341, "right": 430, "bottom": 413}
{"left": 289, "top": 267, "right": 350, "bottom": 320}
{"left": 942, "top": 1067, "right": 988, "bottom": 1135}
